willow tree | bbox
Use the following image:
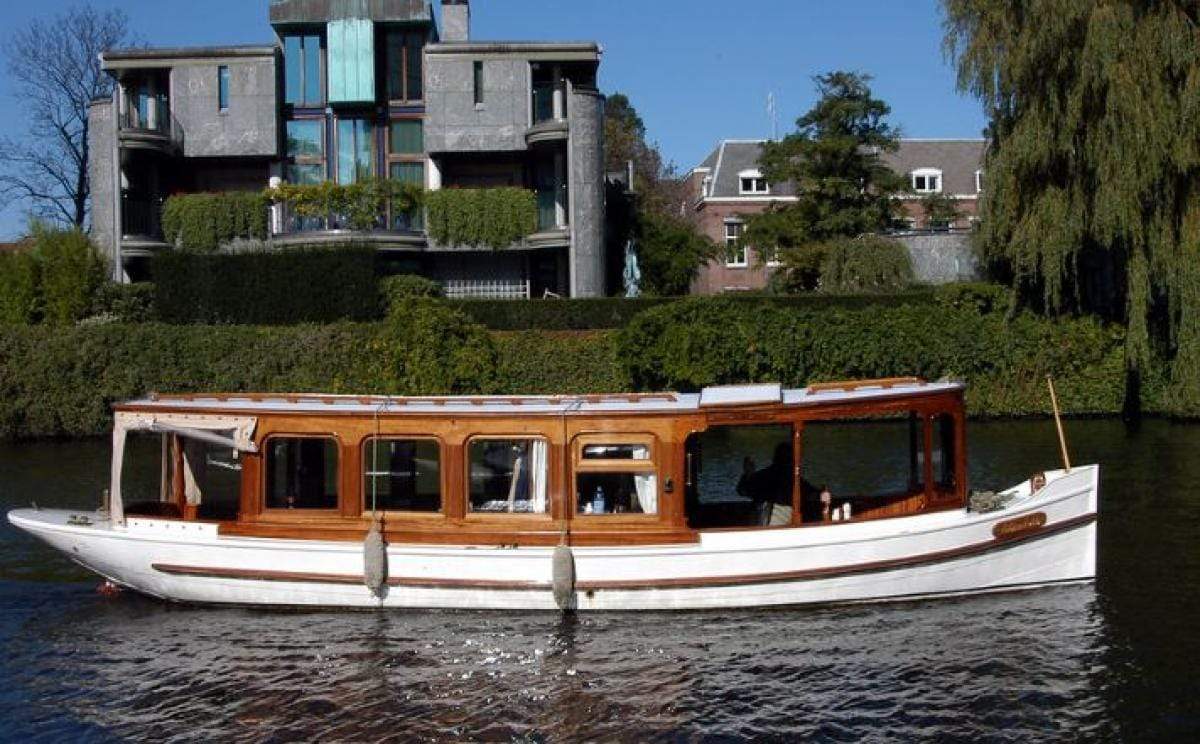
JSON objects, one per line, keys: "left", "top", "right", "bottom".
{"left": 943, "top": 0, "right": 1200, "bottom": 414}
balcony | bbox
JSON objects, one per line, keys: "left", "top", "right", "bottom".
{"left": 270, "top": 198, "right": 427, "bottom": 250}
{"left": 120, "top": 195, "right": 171, "bottom": 254}
{"left": 118, "top": 98, "right": 183, "bottom": 154}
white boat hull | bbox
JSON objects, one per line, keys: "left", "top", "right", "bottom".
{"left": 7, "top": 466, "right": 1099, "bottom": 611}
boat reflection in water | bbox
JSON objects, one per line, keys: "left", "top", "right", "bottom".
{"left": 5, "top": 578, "right": 1105, "bottom": 740}
{"left": 7, "top": 378, "right": 1097, "bottom": 611}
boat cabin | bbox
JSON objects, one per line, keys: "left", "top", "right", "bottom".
{"left": 108, "top": 378, "right": 968, "bottom": 546}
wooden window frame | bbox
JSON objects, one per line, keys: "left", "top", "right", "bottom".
{"left": 360, "top": 435, "right": 446, "bottom": 519}
{"left": 463, "top": 435, "right": 553, "bottom": 520}
{"left": 571, "top": 433, "right": 662, "bottom": 521}
{"left": 285, "top": 116, "right": 328, "bottom": 184}
{"left": 260, "top": 433, "right": 344, "bottom": 515}
{"left": 283, "top": 32, "right": 327, "bottom": 109}
{"left": 382, "top": 28, "right": 425, "bottom": 105}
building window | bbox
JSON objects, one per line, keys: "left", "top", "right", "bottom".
{"left": 387, "top": 119, "right": 425, "bottom": 230}
{"left": 574, "top": 438, "right": 659, "bottom": 516}
{"left": 389, "top": 119, "right": 423, "bottom": 155}
{"left": 764, "top": 246, "right": 782, "bottom": 267}
{"left": 363, "top": 438, "right": 441, "bottom": 513}
{"left": 384, "top": 29, "right": 424, "bottom": 102}
{"left": 265, "top": 437, "right": 339, "bottom": 511}
{"left": 217, "top": 66, "right": 230, "bottom": 112}
{"left": 336, "top": 118, "right": 375, "bottom": 185}
{"left": 473, "top": 61, "right": 484, "bottom": 106}
{"left": 725, "top": 221, "right": 747, "bottom": 267}
{"left": 467, "top": 438, "right": 549, "bottom": 514}
{"left": 912, "top": 168, "right": 943, "bottom": 194}
{"left": 975, "top": 170, "right": 984, "bottom": 193}
{"left": 739, "top": 170, "right": 769, "bottom": 195}
{"left": 286, "top": 119, "right": 326, "bottom": 184}
{"left": 284, "top": 33, "right": 325, "bottom": 107}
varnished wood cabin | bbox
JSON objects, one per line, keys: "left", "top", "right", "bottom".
{"left": 115, "top": 378, "right": 968, "bottom": 547}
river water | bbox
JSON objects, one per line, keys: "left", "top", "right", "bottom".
{"left": 0, "top": 420, "right": 1197, "bottom": 742}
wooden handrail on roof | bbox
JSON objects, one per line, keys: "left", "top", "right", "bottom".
{"left": 807, "top": 377, "right": 926, "bottom": 394}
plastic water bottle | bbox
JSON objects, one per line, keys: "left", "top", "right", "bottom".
{"left": 593, "top": 486, "right": 606, "bottom": 515}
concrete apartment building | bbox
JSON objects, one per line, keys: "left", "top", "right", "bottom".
{"left": 685, "top": 139, "right": 985, "bottom": 294}
{"left": 89, "top": 0, "right": 607, "bottom": 298}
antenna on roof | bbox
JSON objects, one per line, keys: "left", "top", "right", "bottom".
{"left": 767, "top": 92, "right": 779, "bottom": 141}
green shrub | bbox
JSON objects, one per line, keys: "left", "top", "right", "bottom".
{"left": 0, "top": 249, "right": 39, "bottom": 324}
{"left": 636, "top": 211, "right": 716, "bottom": 296}
{"left": 33, "top": 224, "right": 106, "bottom": 325}
{"left": 933, "top": 282, "right": 1015, "bottom": 316}
{"left": 379, "top": 274, "right": 443, "bottom": 315}
{"left": 161, "top": 192, "right": 269, "bottom": 253}
{"left": 386, "top": 300, "right": 499, "bottom": 394}
{"left": 153, "top": 245, "right": 378, "bottom": 324}
{"left": 88, "top": 283, "right": 157, "bottom": 323}
{"left": 425, "top": 188, "right": 537, "bottom": 249}
{"left": 819, "top": 236, "right": 915, "bottom": 293}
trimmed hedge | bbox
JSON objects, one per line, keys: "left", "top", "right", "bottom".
{"left": 161, "top": 192, "right": 269, "bottom": 253}
{"left": 0, "top": 304, "right": 1168, "bottom": 441}
{"left": 617, "top": 296, "right": 1131, "bottom": 416}
{"left": 449, "top": 291, "right": 939, "bottom": 331}
{"left": 152, "top": 245, "right": 379, "bottom": 324}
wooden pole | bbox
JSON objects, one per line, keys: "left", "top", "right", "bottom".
{"left": 1047, "top": 376, "right": 1072, "bottom": 473}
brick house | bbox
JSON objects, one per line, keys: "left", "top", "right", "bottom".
{"left": 685, "top": 138, "right": 986, "bottom": 294}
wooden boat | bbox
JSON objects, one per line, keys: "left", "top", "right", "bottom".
{"left": 7, "top": 378, "right": 1098, "bottom": 611}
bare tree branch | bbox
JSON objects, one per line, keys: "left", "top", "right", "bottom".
{"left": 0, "top": 5, "right": 138, "bottom": 229}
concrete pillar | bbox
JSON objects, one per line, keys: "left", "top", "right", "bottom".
{"left": 87, "top": 97, "right": 118, "bottom": 276}
{"left": 567, "top": 85, "right": 606, "bottom": 298}
{"left": 427, "top": 156, "right": 442, "bottom": 190}
{"left": 554, "top": 149, "right": 567, "bottom": 228}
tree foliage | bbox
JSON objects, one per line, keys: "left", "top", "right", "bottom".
{"left": 0, "top": 6, "right": 137, "bottom": 227}
{"left": 743, "top": 71, "right": 909, "bottom": 274}
{"left": 635, "top": 210, "right": 717, "bottom": 296}
{"left": 942, "top": 0, "right": 1200, "bottom": 414}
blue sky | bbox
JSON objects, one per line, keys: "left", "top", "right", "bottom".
{"left": 0, "top": 0, "right": 986, "bottom": 238}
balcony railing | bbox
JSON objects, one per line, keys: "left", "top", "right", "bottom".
{"left": 532, "top": 83, "right": 555, "bottom": 124}
{"left": 274, "top": 202, "right": 424, "bottom": 237}
{"left": 536, "top": 189, "right": 558, "bottom": 232}
{"left": 119, "top": 98, "right": 184, "bottom": 149}
{"left": 121, "top": 195, "right": 163, "bottom": 240}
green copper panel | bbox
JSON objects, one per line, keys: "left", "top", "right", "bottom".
{"left": 328, "top": 18, "right": 375, "bottom": 104}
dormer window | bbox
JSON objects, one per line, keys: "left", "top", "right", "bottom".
{"left": 975, "top": 170, "right": 984, "bottom": 193}
{"left": 912, "top": 168, "right": 943, "bottom": 194}
{"left": 739, "top": 170, "right": 769, "bottom": 195}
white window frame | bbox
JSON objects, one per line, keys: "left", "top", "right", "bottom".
{"left": 911, "top": 168, "right": 943, "bottom": 194}
{"left": 975, "top": 169, "right": 984, "bottom": 193}
{"left": 738, "top": 169, "right": 769, "bottom": 195}
{"left": 724, "top": 220, "right": 748, "bottom": 268}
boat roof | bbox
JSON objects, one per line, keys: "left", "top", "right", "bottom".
{"left": 114, "top": 379, "right": 965, "bottom": 417}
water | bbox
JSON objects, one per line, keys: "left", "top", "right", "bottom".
{"left": 1, "top": 420, "right": 1198, "bottom": 742}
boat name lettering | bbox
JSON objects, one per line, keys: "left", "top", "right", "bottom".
{"left": 993, "top": 512, "right": 1048, "bottom": 539}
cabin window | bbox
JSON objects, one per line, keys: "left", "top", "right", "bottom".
{"left": 186, "top": 440, "right": 243, "bottom": 521}
{"left": 932, "top": 414, "right": 957, "bottom": 490}
{"left": 467, "top": 438, "right": 548, "bottom": 514}
{"left": 363, "top": 438, "right": 441, "bottom": 513}
{"left": 800, "top": 413, "right": 924, "bottom": 522}
{"left": 574, "top": 438, "right": 658, "bottom": 516}
{"left": 685, "top": 424, "right": 794, "bottom": 528}
{"left": 266, "top": 437, "right": 339, "bottom": 510}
